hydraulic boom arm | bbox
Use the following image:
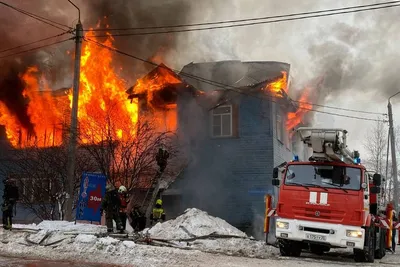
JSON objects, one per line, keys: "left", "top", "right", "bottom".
{"left": 296, "top": 127, "right": 359, "bottom": 164}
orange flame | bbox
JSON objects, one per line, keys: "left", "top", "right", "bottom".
{"left": 286, "top": 88, "right": 312, "bottom": 131}
{"left": 0, "top": 26, "right": 181, "bottom": 148}
{"left": 264, "top": 71, "right": 288, "bottom": 95}
{"left": 68, "top": 30, "right": 138, "bottom": 143}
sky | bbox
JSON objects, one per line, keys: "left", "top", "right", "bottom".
{"left": 1, "top": 0, "right": 400, "bottom": 159}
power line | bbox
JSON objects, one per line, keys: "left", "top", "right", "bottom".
{"left": 0, "top": 1, "right": 72, "bottom": 31}
{"left": 84, "top": 38, "right": 386, "bottom": 123}
{"left": 0, "top": 38, "right": 73, "bottom": 59}
{"left": 85, "top": 1, "right": 400, "bottom": 32}
{"left": 86, "top": 3, "right": 400, "bottom": 37}
{"left": 293, "top": 100, "right": 387, "bottom": 116}
{"left": 0, "top": 31, "right": 72, "bottom": 54}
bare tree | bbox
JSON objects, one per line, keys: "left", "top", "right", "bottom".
{"left": 363, "top": 120, "right": 388, "bottom": 201}
{"left": 0, "top": 144, "right": 96, "bottom": 220}
{"left": 77, "top": 103, "right": 180, "bottom": 193}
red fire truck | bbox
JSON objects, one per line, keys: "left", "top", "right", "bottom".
{"left": 270, "top": 128, "right": 398, "bottom": 263}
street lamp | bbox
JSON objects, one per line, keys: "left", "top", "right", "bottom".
{"left": 387, "top": 91, "right": 400, "bottom": 210}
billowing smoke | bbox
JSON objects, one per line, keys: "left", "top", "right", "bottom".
{"left": 0, "top": 64, "right": 34, "bottom": 133}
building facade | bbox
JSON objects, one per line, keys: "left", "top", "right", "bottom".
{"left": 162, "top": 61, "right": 297, "bottom": 238}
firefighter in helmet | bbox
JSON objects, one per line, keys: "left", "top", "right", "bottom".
{"left": 117, "top": 185, "right": 130, "bottom": 231}
{"left": 150, "top": 198, "right": 166, "bottom": 225}
{"left": 100, "top": 183, "right": 123, "bottom": 233}
{"left": 2, "top": 178, "right": 19, "bottom": 230}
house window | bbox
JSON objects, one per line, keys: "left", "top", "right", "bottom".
{"left": 276, "top": 109, "right": 283, "bottom": 142}
{"left": 212, "top": 105, "right": 232, "bottom": 137}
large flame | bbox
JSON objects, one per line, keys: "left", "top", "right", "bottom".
{"left": 68, "top": 31, "right": 138, "bottom": 143}
{"left": 286, "top": 88, "right": 312, "bottom": 131}
{"left": 0, "top": 28, "right": 179, "bottom": 148}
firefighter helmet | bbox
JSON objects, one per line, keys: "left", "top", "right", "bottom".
{"left": 118, "top": 185, "right": 127, "bottom": 193}
{"left": 156, "top": 199, "right": 162, "bottom": 205}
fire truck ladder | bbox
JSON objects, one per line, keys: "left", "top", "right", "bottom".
{"left": 296, "top": 127, "right": 359, "bottom": 164}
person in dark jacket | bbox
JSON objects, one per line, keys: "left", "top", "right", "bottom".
{"left": 2, "top": 178, "right": 19, "bottom": 230}
{"left": 128, "top": 205, "right": 146, "bottom": 232}
{"left": 100, "top": 184, "right": 123, "bottom": 233}
{"left": 156, "top": 145, "right": 169, "bottom": 173}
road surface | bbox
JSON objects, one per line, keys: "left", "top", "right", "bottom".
{"left": 2, "top": 250, "right": 400, "bottom": 267}
{"left": 0, "top": 256, "right": 121, "bottom": 267}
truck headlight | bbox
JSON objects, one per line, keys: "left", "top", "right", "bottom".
{"left": 276, "top": 221, "right": 289, "bottom": 229}
{"left": 346, "top": 230, "right": 363, "bottom": 238}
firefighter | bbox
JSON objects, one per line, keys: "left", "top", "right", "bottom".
{"left": 150, "top": 198, "right": 166, "bottom": 225}
{"left": 100, "top": 184, "right": 123, "bottom": 233}
{"left": 2, "top": 178, "right": 19, "bottom": 230}
{"left": 117, "top": 185, "right": 130, "bottom": 231}
{"left": 128, "top": 205, "right": 146, "bottom": 232}
{"left": 156, "top": 145, "right": 169, "bottom": 173}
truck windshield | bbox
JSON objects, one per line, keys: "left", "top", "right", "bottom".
{"left": 284, "top": 164, "right": 361, "bottom": 191}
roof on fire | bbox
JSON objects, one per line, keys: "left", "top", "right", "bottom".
{"left": 179, "top": 60, "right": 290, "bottom": 92}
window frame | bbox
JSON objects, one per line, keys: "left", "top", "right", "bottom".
{"left": 211, "top": 104, "right": 233, "bottom": 138}
{"left": 276, "top": 108, "right": 283, "bottom": 142}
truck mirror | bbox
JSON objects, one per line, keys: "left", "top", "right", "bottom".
{"left": 272, "top": 178, "right": 280, "bottom": 186}
{"left": 370, "top": 186, "right": 380, "bottom": 194}
{"left": 273, "top": 167, "right": 279, "bottom": 178}
{"left": 373, "top": 173, "right": 382, "bottom": 186}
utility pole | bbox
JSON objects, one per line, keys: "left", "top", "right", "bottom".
{"left": 65, "top": 0, "right": 82, "bottom": 221}
{"left": 388, "top": 91, "right": 400, "bottom": 210}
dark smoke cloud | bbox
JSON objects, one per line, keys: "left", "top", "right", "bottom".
{"left": 78, "top": 0, "right": 191, "bottom": 82}
{"left": 0, "top": 64, "right": 34, "bottom": 133}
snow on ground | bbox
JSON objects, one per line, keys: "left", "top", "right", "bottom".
{"left": 0, "top": 208, "right": 278, "bottom": 266}
{"left": 13, "top": 220, "right": 106, "bottom": 233}
{"left": 147, "top": 208, "right": 247, "bottom": 239}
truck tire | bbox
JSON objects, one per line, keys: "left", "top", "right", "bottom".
{"left": 375, "top": 228, "right": 386, "bottom": 259}
{"left": 279, "top": 239, "right": 302, "bottom": 257}
{"left": 354, "top": 225, "right": 375, "bottom": 263}
{"left": 310, "top": 244, "right": 329, "bottom": 255}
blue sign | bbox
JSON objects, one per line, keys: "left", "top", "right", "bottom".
{"left": 75, "top": 172, "right": 107, "bottom": 222}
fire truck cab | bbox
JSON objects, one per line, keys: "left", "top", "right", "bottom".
{"left": 271, "top": 128, "right": 387, "bottom": 263}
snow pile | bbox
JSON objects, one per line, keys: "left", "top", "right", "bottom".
{"left": 36, "top": 220, "right": 106, "bottom": 233}
{"left": 0, "top": 208, "right": 278, "bottom": 265}
{"left": 75, "top": 234, "right": 97, "bottom": 244}
{"left": 148, "top": 208, "right": 247, "bottom": 240}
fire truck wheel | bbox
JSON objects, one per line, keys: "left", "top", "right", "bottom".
{"left": 354, "top": 225, "right": 375, "bottom": 263}
{"left": 375, "top": 228, "right": 386, "bottom": 259}
{"left": 278, "top": 239, "right": 302, "bottom": 257}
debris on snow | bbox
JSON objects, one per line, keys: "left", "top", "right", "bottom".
{"left": 148, "top": 208, "right": 247, "bottom": 240}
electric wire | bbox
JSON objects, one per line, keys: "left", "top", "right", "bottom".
{"left": 293, "top": 100, "right": 387, "bottom": 116}
{"left": 0, "top": 38, "right": 74, "bottom": 59}
{"left": 86, "top": 3, "right": 400, "bottom": 37}
{"left": 84, "top": 38, "right": 386, "bottom": 123}
{"left": 0, "top": 1, "right": 72, "bottom": 31}
{"left": 0, "top": 31, "right": 72, "bottom": 54}
{"left": 85, "top": 1, "right": 400, "bottom": 32}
